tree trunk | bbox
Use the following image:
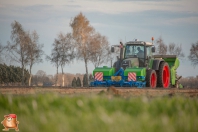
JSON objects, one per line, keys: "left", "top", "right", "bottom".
{"left": 56, "top": 65, "right": 58, "bottom": 86}
{"left": 28, "top": 65, "right": 32, "bottom": 86}
{"left": 61, "top": 66, "right": 64, "bottom": 87}
{"left": 84, "top": 58, "right": 89, "bottom": 87}
{"left": 28, "top": 75, "right": 32, "bottom": 86}
{"left": 22, "top": 63, "right": 24, "bottom": 86}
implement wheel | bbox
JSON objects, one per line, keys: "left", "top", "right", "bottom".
{"left": 157, "top": 62, "right": 170, "bottom": 88}
{"left": 146, "top": 69, "right": 157, "bottom": 88}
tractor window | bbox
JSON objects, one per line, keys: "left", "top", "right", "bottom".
{"left": 146, "top": 46, "right": 152, "bottom": 57}
{"left": 125, "top": 45, "right": 144, "bottom": 59}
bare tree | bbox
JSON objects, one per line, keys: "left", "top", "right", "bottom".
{"left": 168, "top": 43, "right": 185, "bottom": 58}
{"left": 0, "top": 42, "right": 5, "bottom": 63}
{"left": 0, "top": 43, "right": 4, "bottom": 53}
{"left": 189, "top": 41, "right": 198, "bottom": 67}
{"left": 180, "top": 76, "right": 198, "bottom": 88}
{"left": 6, "top": 21, "right": 43, "bottom": 86}
{"left": 155, "top": 37, "right": 167, "bottom": 55}
{"left": 55, "top": 32, "right": 75, "bottom": 87}
{"left": 27, "top": 31, "right": 44, "bottom": 86}
{"left": 89, "top": 32, "right": 110, "bottom": 68}
{"left": 70, "top": 12, "right": 94, "bottom": 85}
{"left": 6, "top": 21, "right": 29, "bottom": 85}
{"left": 32, "top": 70, "right": 48, "bottom": 86}
{"left": 168, "top": 43, "right": 175, "bottom": 55}
{"left": 46, "top": 38, "right": 62, "bottom": 86}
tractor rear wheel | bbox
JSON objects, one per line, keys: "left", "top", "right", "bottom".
{"left": 146, "top": 69, "right": 157, "bottom": 88}
{"left": 157, "top": 62, "right": 170, "bottom": 88}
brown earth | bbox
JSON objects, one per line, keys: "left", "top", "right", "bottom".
{"left": 0, "top": 87, "right": 198, "bottom": 97}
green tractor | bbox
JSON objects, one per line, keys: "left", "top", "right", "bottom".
{"left": 90, "top": 39, "right": 181, "bottom": 88}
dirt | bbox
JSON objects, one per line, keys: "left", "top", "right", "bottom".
{"left": 1, "top": 87, "right": 198, "bottom": 97}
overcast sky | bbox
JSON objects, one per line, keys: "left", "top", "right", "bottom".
{"left": 0, "top": 0, "right": 198, "bottom": 77}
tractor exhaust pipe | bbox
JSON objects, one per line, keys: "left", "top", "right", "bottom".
{"left": 144, "top": 42, "right": 147, "bottom": 66}
{"left": 120, "top": 42, "right": 124, "bottom": 61}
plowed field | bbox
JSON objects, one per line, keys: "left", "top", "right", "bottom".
{"left": 1, "top": 87, "right": 198, "bottom": 97}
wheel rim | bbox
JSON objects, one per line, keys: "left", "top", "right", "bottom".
{"left": 163, "top": 65, "right": 170, "bottom": 88}
{"left": 151, "top": 72, "right": 156, "bottom": 88}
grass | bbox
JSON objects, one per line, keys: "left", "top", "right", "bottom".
{"left": 0, "top": 93, "right": 198, "bottom": 132}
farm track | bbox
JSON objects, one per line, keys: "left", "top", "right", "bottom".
{"left": 0, "top": 87, "right": 198, "bottom": 97}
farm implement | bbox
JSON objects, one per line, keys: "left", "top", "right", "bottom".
{"left": 90, "top": 38, "right": 182, "bottom": 88}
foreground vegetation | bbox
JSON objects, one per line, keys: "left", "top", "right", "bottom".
{"left": 0, "top": 93, "right": 198, "bottom": 132}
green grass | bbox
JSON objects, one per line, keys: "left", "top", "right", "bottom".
{"left": 0, "top": 93, "right": 198, "bottom": 132}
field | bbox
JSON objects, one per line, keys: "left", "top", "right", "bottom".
{"left": 0, "top": 87, "right": 198, "bottom": 132}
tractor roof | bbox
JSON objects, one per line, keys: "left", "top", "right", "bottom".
{"left": 125, "top": 41, "right": 153, "bottom": 46}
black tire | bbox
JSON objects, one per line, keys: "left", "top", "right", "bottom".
{"left": 146, "top": 69, "right": 157, "bottom": 88}
{"left": 157, "top": 62, "right": 170, "bottom": 88}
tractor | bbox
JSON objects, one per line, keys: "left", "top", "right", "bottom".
{"left": 90, "top": 38, "right": 181, "bottom": 88}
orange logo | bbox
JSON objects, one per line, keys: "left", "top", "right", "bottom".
{"left": 1, "top": 114, "right": 19, "bottom": 131}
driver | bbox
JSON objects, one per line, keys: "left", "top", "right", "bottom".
{"left": 137, "top": 47, "right": 144, "bottom": 66}
{"left": 137, "top": 47, "right": 144, "bottom": 58}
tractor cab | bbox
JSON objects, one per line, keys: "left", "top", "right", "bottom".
{"left": 121, "top": 41, "right": 155, "bottom": 69}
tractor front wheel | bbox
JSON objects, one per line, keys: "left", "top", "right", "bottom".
{"left": 157, "top": 62, "right": 170, "bottom": 88}
{"left": 146, "top": 69, "right": 157, "bottom": 88}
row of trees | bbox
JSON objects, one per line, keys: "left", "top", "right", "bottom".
{"left": 0, "top": 21, "right": 44, "bottom": 86}
{"left": 0, "top": 64, "right": 29, "bottom": 85}
{"left": 31, "top": 70, "right": 53, "bottom": 86}
{"left": 30, "top": 69, "right": 95, "bottom": 87}
{"left": 72, "top": 74, "right": 95, "bottom": 87}
{"left": 31, "top": 70, "right": 87, "bottom": 87}
{"left": 155, "top": 37, "right": 185, "bottom": 58}
{"left": 188, "top": 42, "right": 198, "bottom": 67}
{"left": 0, "top": 13, "right": 111, "bottom": 86}
{"left": 180, "top": 76, "right": 198, "bottom": 88}
{"left": 46, "top": 12, "right": 111, "bottom": 87}
{"left": 72, "top": 77, "right": 81, "bottom": 87}
{"left": 155, "top": 36, "right": 198, "bottom": 67}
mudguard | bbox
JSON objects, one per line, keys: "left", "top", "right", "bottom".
{"left": 152, "top": 59, "right": 164, "bottom": 70}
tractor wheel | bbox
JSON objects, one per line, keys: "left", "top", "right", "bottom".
{"left": 157, "top": 62, "right": 170, "bottom": 88}
{"left": 146, "top": 69, "right": 157, "bottom": 88}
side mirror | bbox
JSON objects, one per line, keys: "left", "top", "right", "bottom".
{"left": 111, "top": 47, "right": 114, "bottom": 52}
{"left": 151, "top": 47, "right": 155, "bottom": 53}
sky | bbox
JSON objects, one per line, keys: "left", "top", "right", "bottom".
{"left": 0, "top": 0, "right": 198, "bottom": 77}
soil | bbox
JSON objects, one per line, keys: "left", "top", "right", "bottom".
{"left": 1, "top": 87, "right": 198, "bottom": 97}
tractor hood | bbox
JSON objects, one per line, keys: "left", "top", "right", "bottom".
{"left": 121, "top": 58, "right": 139, "bottom": 69}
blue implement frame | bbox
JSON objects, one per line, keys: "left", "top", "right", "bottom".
{"left": 90, "top": 68, "right": 146, "bottom": 88}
